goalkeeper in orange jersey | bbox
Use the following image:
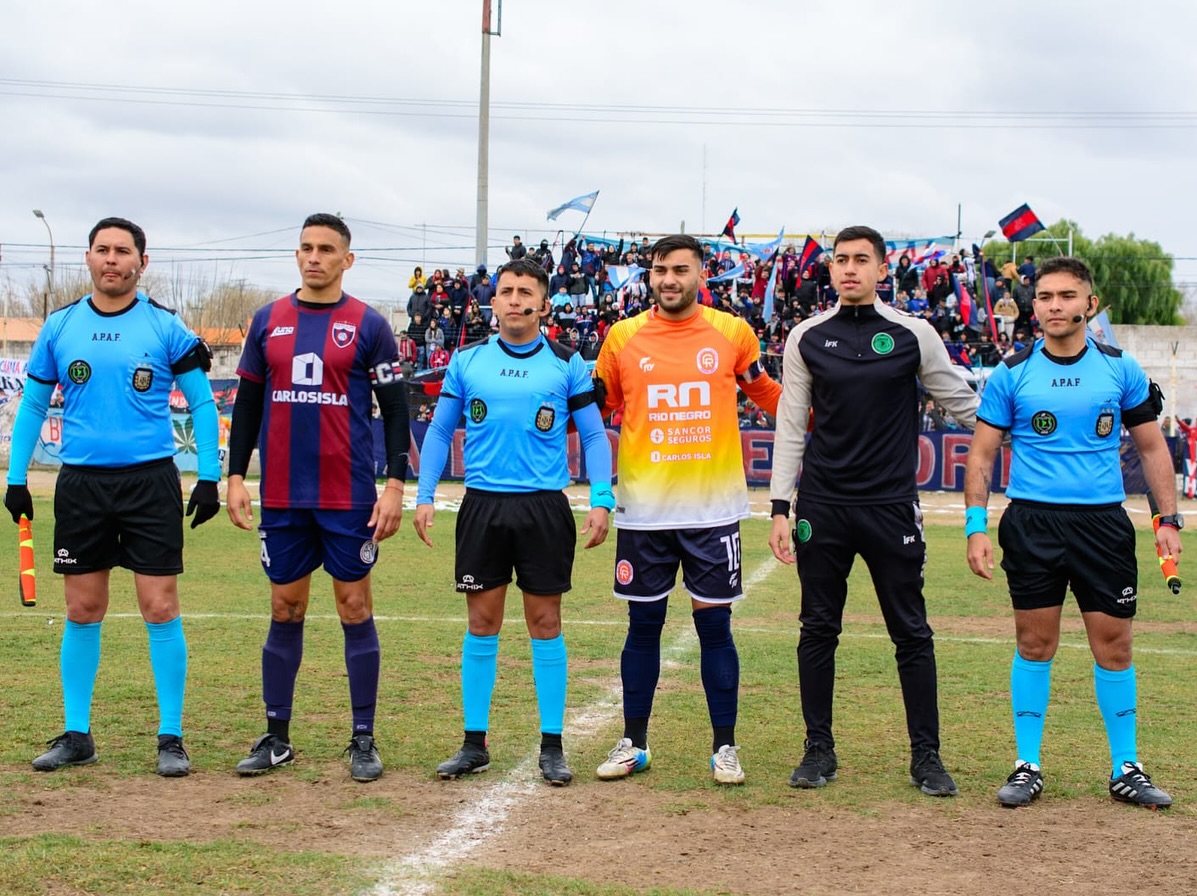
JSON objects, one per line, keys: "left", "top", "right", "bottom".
{"left": 592, "top": 233, "right": 781, "bottom": 786}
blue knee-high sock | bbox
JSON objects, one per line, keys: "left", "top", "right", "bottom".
{"left": 621, "top": 598, "right": 668, "bottom": 740}
{"left": 531, "top": 634, "right": 567, "bottom": 736}
{"left": 1094, "top": 663, "right": 1137, "bottom": 777}
{"left": 1011, "top": 651, "right": 1052, "bottom": 767}
{"left": 262, "top": 620, "right": 304, "bottom": 723}
{"left": 343, "top": 617, "right": 380, "bottom": 734}
{"left": 62, "top": 620, "right": 102, "bottom": 734}
{"left": 146, "top": 617, "right": 188, "bottom": 738}
{"left": 462, "top": 632, "right": 499, "bottom": 732}
{"left": 693, "top": 606, "right": 738, "bottom": 749}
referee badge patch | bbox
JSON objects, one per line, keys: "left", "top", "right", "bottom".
{"left": 67, "top": 359, "right": 91, "bottom": 384}
{"left": 1031, "top": 411, "right": 1057, "bottom": 435}
{"left": 469, "top": 398, "right": 487, "bottom": 423}
{"left": 535, "top": 404, "right": 555, "bottom": 432}
{"left": 1095, "top": 410, "right": 1115, "bottom": 438}
{"left": 132, "top": 366, "right": 153, "bottom": 392}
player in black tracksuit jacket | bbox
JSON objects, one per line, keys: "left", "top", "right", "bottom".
{"left": 768, "top": 226, "right": 979, "bottom": 796}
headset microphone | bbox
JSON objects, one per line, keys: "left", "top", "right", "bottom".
{"left": 1072, "top": 314, "right": 1085, "bottom": 323}
{"left": 522, "top": 307, "right": 536, "bottom": 316}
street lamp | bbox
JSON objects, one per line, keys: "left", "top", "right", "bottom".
{"left": 33, "top": 209, "right": 55, "bottom": 320}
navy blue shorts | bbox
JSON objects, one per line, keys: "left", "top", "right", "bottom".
{"left": 258, "top": 507, "right": 379, "bottom": 585}
{"left": 613, "top": 522, "right": 743, "bottom": 604}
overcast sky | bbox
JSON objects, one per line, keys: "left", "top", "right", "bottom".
{"left": 3, "top": 0, "right": 1197, "bottom": 308}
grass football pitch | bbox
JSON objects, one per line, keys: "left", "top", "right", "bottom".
{"left": 0, "top": 490, "right": 1193, "bottom": 895}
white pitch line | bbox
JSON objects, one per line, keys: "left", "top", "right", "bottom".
{"left": 367, "top": 555, "right": 782, "bottom": 896}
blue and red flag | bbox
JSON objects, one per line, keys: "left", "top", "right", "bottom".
{"left": 796, "top": 236, "right": 823, "bottom": 277}
{"left": 721, "top": 207, "right": 740, "bottom": 242}
{"left": 999, "top": 203, "right": 1046, "bottom": 242}
{"left": 952, "top": 274, "right": 974, "bottom": 326}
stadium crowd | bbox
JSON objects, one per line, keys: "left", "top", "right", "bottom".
{"left": 401, "top": 235, "right": 1046, "bottom": 431}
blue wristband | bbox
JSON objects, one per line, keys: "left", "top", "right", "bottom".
{"left": 590, "top": 484, "right": 615, "bottom": 512}
{"left": 964, "top": 506, "right": 988, "bottom": 537}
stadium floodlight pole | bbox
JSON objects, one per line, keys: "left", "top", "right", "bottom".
{"left": 33, "top": 209, "right": 55, "bottom": 320}
{"left": 475, "top": 0, "right": 502, "bottom": 269}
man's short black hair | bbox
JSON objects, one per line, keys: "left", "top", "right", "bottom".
{"left": 833, "top": 226, "right": 887, "bottom": 263}
{"left": 1035, "top": 256, "right": 1094, "bottom": 292}
{"left": 89, "top": 217, "right": 146, "bottom": 256}
{"left": 497, "top": 257, "right": 549, "bottom": 299}
{"left": 302, "top": 213, "right": 351, "bottom": 246}
{"left": 650, "top": 233, "right": 704, "bottom": 265}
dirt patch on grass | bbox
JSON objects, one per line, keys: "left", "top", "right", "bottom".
{"left": 4, "top": 764, "right": 1196, "bottom": 896}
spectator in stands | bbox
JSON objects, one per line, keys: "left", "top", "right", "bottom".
{"left": 973, "top": 330, "right": 1001, "bottom": 367}
{"left": 409, "top": 266, "right": 426, "bottom": 290}
{"left": 533, "top": 239, "right": 554, "bottom": 272}
{"left": 993, "top": 293, "right": 1019, "bottom": 339}
{"left": 567, "top": 263, "right": 588, "bottom": 300}
{"left": 407, "top": 283, "right": 431, "bottom": 322}
{"left": 425, "top": 317, "right": 445, "bottom": 355}
{"left": 581, "top": 331, "right": 602, "bottom": 362}
{"left": 397, "top": 331, "right": 419, "bottom": 376}
{"left": 428, "top": 344, "right": 450, "bottom": 370}
{"left": 555, "top": 301, "right": 578, "bottom": 331}
{"left": 469, "top": 265, "right": 489, "bottom": 291}
{"left": 506, "top": 235, "right": 527, "bottom": 261}
{"left": 922, "top": 257, "right": 947, "bottom": 294}
{"left": 549, "top": 264, "right": 570, "bottom": 297}
{"left": 471, "top": 272, "right": 495, "bottom": 308}
{"left": 448, "top": 274, "right": 470, "bottom": 310}
{"left": 407, "top": 312, "right": 428, "bottom": 370}
{"left": 1017, "top": 255, "right": 1036, "bottom": 282}
{"left": 928, "top": 273, "right": 953, "bottom": 311}
{"left": 896, "top": 255, "right": 920, "bottom": 297}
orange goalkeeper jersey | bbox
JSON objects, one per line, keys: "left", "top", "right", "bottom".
{"left": 595, "top": 305, "right": 780, "bottom": 529}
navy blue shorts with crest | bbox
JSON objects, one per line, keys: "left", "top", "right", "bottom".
{"left": 613, "top": 522, "right": 744, "bottom": 604}
{"left": 258, "top": 507, "right": 379, "bottom": 585}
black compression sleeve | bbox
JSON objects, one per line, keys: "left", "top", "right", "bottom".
{"left": 227, "top": 378, "right": 265, "bottom": 478}
{"left": 374, "top": 380, "right": 411, "bottom": 481}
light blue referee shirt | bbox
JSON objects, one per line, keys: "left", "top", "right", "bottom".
{"left": 978, "top": 338, "right": 1152, "bottom": 504}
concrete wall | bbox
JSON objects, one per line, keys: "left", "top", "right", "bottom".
{"left": 1114, "top": 326, "right": 1197, "bottom": 425}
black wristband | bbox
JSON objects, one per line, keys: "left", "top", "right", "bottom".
{"left": 771, "top": 499, "right": 791, "bottom": 519}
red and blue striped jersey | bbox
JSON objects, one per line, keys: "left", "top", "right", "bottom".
{"left": 237, "top": 293, "right": 400, "bottom": 510}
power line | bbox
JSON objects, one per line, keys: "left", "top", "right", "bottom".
{"left": 5, "top": 78, "right": 1197, "bottom": 129}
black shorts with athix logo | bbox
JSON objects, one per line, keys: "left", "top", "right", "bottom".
{"left": 454, "top": 489, "right": 576, "bottom": 596}
{"left": 53, "top": 458, "right": 184, "bottom": 575}
{"left": 998, "top": 500, "right": 1139, "bottom": 618}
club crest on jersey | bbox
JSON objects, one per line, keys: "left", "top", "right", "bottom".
{"left": 67, "top": 359, "right": 91, "bottom": 384}
{"left": 469, "top": 398, "right": 487, "bottom": 423}
{"left": 132, "top": 366, "right": 153, "bottom": 392}
{"left": 332, "top": 322, "right": 357, "bottom": 348}
{"left": 1031, "top": 411, "right": 1057, "bottom": 435}
{"left": 535, "top": 404, "right": 555, "bottom": 432}
{"left": 359, "top": 540, "right": 377, "bottom": 565}
{"left": 871, "top": 333, "right": 895, "bottom": 355}
{"left": 616, "top": 559, "right": 634, "bottom": 585}
{"left": 696, "top": 347, "right": 719, "bottom": 375}
{"left": 1096, "top": 411, "right": 1115, "bottom": 438}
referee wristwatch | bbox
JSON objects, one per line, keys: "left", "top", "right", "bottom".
{"left": 1157, "top": 513, "right": 1184, "bottom": 531}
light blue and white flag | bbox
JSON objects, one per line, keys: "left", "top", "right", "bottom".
{"left": 747, "top": 226, "right": 785, "bottom": 260}
{"left": 606, "top": 264, "right": 645, "bottom": 291}
{"left": 547, "top": 190, "right": 600, "bottom": 221}
{"left": 707, "top": 262, "right": 747, "bottom": 283}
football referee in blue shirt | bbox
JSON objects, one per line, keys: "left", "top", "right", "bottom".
{"left": 5, "top": 217, "right": 221, "bottom": 777}
{"left": 965, "top": 256, "right": 1181, "bottom": 809}
{"left": 414, "top": 258, "right": 614, "bottom": 786}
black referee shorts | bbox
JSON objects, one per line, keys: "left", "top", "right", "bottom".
{"left": 454, "top": 489, "right": 576, "bottom": 596}
{"left": 998, "top": 500, "right": 1138, "bottom": 618}
{"left": 53, "top": 458, "right": 184, "bottom": 576}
